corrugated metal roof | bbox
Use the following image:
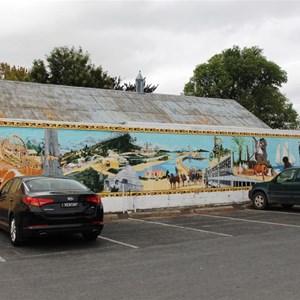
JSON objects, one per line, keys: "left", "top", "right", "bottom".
{"left": 0, "top": 80, "right": 270, "bottom": 129}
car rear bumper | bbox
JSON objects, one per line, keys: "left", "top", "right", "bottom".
{"left": 21, "top": 222, "right": 104, "bottom": 238}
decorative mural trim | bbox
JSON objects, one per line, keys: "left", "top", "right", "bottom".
{"left": 0, "top": 119, "right": 299, "bottom": 138}
{"left": 99, "top": 186, "right": 250, "bottom": 197}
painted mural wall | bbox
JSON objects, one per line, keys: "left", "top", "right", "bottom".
{"left": 0, "top": 125, "right": 299, "bottom": 194}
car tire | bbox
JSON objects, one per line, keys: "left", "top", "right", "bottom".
{"left": 82, "top": 230, "right": 100, "bottom": 241}
{"left": 281, "top": 204, "right": 294, "bottom": 209}
{"left": 252, "top": 192, "right": 268, "bottom": 210}
{"left": 10, "top": 216, "right": 23, "bottom": 246}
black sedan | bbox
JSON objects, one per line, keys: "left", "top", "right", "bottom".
{"left": 249, "top": 167, "right": 300, "bottom": 210}
{"left": 0, "top": 176, "right": 104, "bottom": 246}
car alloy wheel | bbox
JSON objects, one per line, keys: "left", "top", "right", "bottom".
{"left": 10, "top": 217, "right": 22, "bottom": 246}
{"left": 253, "top": 192, "right": 268, "bottom": 210}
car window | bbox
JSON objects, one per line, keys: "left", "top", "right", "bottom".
{"left": 26, "top": 178, "right": 89, "bottom": 192}
{"left": 1, "top": 180, "right": 13, "bottom": 194}
{"left": 9, "top": 179, "right": 22, "bottom": 193}
{"left": 295, "top": 171, "right": 300, "bottom": 182}
{"left": 277, "top": 169, "right": 297, "bottom": 183}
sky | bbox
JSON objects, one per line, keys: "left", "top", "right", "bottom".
{"left": 1, "top": 0, "right": 300, "bottom": 113}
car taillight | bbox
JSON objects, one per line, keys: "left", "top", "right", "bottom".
{"left": 85, "top": 195, "right": 101, "bottom": 204}
{"left": 22, "top": 197, "right": 54, "bottom": 207}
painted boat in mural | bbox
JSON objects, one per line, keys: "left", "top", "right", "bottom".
{"left": 275, "top": 142, "right": 296, "bottom": 166}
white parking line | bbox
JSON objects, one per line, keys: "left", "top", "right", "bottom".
{"left": 246, "top": 208, "right": 300, "bottom": 216}
{"left": 98, "top": 236, "right": 139, "bottom": 249}
{"left": 129, "top": 218, "right": 232, "bottom": 237}
{"left": 0, "top": 255, "right": 6, "bottom": 263}
{"left": 200, "top": 213, "right": 300, "bottom": 228}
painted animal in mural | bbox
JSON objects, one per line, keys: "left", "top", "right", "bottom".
{"left": 168, "top": 173, "right": 180, "bottom": 189}
{"left": 180, "top": 174, "right": 187, "bottom": 186}
{"left": 188, "top": 170, "right": 202, "bottom": 184}
{"left": 253, "top": 164, "right": 271, "bottom": 180}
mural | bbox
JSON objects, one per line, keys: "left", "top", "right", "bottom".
{"left": 0, "top": 126, "right": 299, "bottom": 194}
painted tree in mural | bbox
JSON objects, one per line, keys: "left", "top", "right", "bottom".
{"left": 232, "top": 137, "right": 247, "bottom": 164}
{"left": 184, "top": 46, "right": 299, "bottom": 129}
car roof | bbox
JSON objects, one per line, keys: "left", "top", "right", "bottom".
{"left": 14, "top": 175, "right": 74, "bottom": 183}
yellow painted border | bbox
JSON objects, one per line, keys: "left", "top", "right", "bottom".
{"left": 99, "top": 186, "right": 250, "bottom": 197}
{"left": 0, "top": 119, "right": 300, "bottom": 138}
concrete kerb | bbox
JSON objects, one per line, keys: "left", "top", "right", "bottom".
{"left": 103, "top": 201, "right": 251, "bottom": 222}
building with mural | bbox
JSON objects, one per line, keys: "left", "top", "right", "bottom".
{"left": 0, "top": 77, "right": 299, "bottom": 212}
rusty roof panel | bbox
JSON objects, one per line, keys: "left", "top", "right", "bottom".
{"left": 0, "top": 80, "right": 270, "bottom": 129}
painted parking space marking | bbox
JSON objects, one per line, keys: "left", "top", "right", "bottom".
{"left": 0, "top": 255, "right": 6, "bottom": 263}
{"left": 129, "top": 218, "right": 233, "bottom": 237}
{"left": 200, "top": 213, "right": 300, "bottom": 228}
{"left": 98, "top": 236, "right": 139, "bottom": 249}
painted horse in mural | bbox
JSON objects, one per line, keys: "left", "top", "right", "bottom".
{"left": 180, "top": 174, "right": 187, "bottom": 187}
{"left": 168, "top": 173, "right": 180, "bottom": 189}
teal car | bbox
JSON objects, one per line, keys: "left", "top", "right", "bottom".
{"left": 248, "top": 167, "right": 300, "bottom": 210}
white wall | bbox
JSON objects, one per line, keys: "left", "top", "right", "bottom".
{"left": 102, "top": 189, "right": 249, "bottom": 213}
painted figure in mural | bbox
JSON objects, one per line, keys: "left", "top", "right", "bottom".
{"left": 282, "top": 156, "right": 292, "bottom": 169}
{"left": 254, "top": 138, "right": 268, "bottom": 165}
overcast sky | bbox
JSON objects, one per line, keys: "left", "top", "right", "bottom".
{"left": 1, "top": 0, "right": 300, "bottom": 113}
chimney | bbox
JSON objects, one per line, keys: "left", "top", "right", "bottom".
{"left": 135, "top": 71, "right": 145, "bottom": 93}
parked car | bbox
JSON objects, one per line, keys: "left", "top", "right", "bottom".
{"left": 249, "top": 167, "right": 300, "bottom": 210}
{"left": 0, "top": 176, "right": 103, "bottom": 246}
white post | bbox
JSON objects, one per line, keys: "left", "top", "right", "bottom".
{"left": 122, "top": 184, "right": 126, "bottom": 213}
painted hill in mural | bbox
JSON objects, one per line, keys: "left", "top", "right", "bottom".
{"left": 62, "top": 133, "right": 141, "bottom": 166}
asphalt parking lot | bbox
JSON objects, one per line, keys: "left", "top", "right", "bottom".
{"left": 1, "top": 205, "right": 300, "bottom": 300}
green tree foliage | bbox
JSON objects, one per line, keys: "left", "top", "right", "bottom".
{"left": 29, "top": 60, "right": 48, "bottom": 83}
{"left": 28, "top": 46, "right": 114, "bottom": 89}
{"left": 27, "top": 46, "right": 158, "bottom": 93}
{"left": 0, "top": 63, "right": 29, "bottom": 81}
{"left": 184, "top": 46, "right": 299, "bottom": 129}
{"left": 1, "top": 46, "right": 158, "bottom": 93}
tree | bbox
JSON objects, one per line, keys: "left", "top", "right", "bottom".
{"left": 184, "top": 46, "right": 299, "bottom": 129}
{"left": 0, "top": 63, "right": 29, "bottom": 81}
{"left": 1, "top": 46, "right": 158, "bottom": 93}
{"left": 28, "top": 46, "right": 158, "bottom": 93}
{"left": 28, "top": 46, "right": 114, "bottom": 89}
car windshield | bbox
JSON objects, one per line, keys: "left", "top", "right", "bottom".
{"left": 26, "top": 178, "right": 89, "bottom": 192}
{"left": 276, "top": 169, "right": 297, "bottom": 183}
